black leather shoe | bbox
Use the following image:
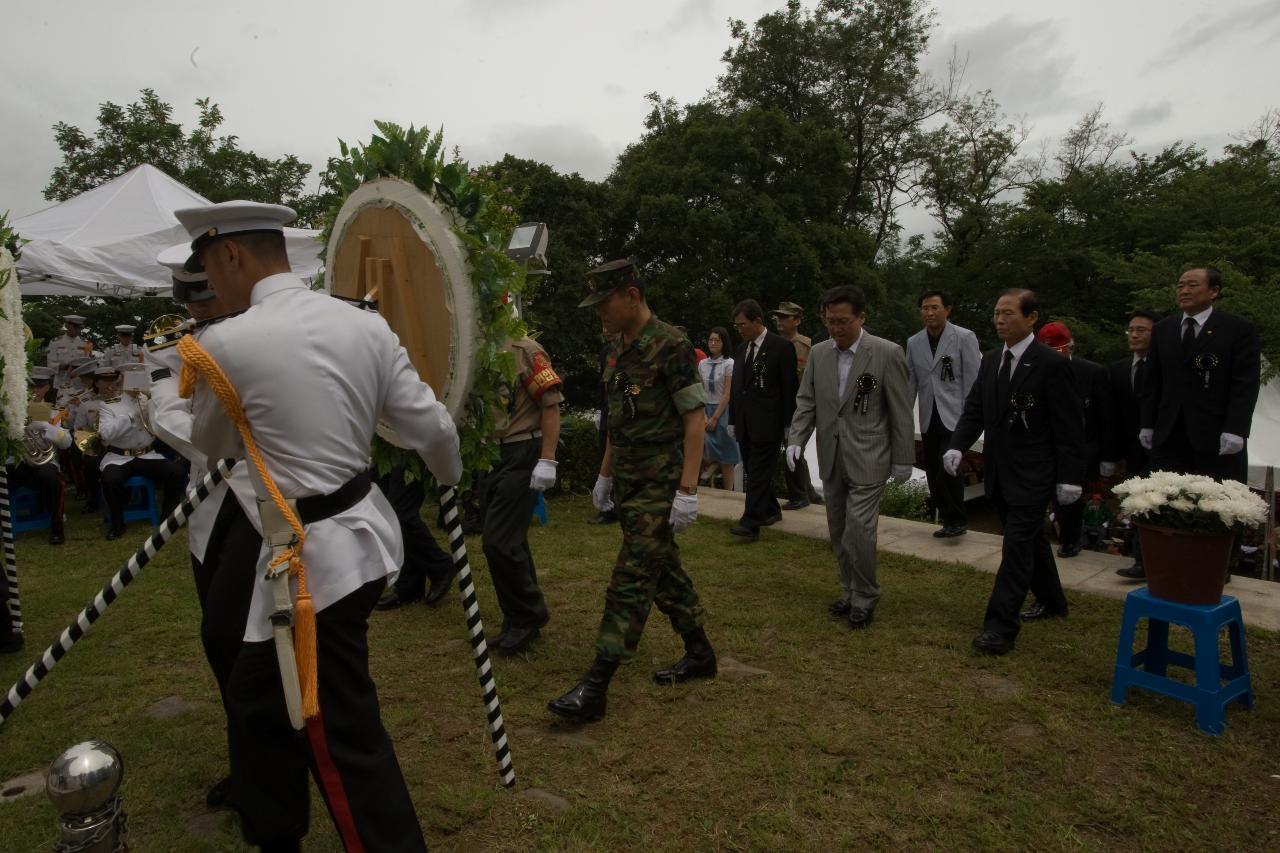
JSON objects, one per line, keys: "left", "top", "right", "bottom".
{"left": 1115, "top": 564, "right": 1145, "bottom": 581}
{"left": 808, "top": 493, "right": 825, "bottom": 506}
{"left": 847, "top": 606, "right": 875, "bottom": 630}
{"left": 729, "top": 524, "right": 759, "bottom": 541}
{"left": 375, "top": 588, "right": 422, "bottom": 611}
{"left": 104, "top": 526, "right": 124, "bottom": 541}
{"left": 762, "top": 512, "right": 783, "bottom": 526}
{"left": 548, "top": 657, "right": 618, "bottom": 723}
{"left": 424, "top": 575, "right": 452, "bottom": 606}
{"left": 206, "top": 775, "right": 235, "bottom": 810}
{"left": 653, "top": 628, "right": 717, "bottom": 684}
{"left": 497, "top": 626, "right": 541, "bottom": 656}
{"left": 48, "top": 531, "right": 65, "bottom": 546}
{"left": 1020, "top": 602, "right": 1068, "bottom": 621}
{"left": 933, "top": 525, "right": 967, "bottom": 538}
{"left": 972, "top": 631, "right": 1015, "bottom": 655}
{"left": 828, "top": 599, "right": 852, "bottom": 617}
{"left": 588, "top": 510, "right": 618, "bottom": 525}
{"left": 1057, "top": 543, "right": 1083, "bottom": 558}
{"left": 0, "top": 632, "right": 23, "bottom": 654}
{"left": 781, "top": 499, "right": 810, "bottom": 511}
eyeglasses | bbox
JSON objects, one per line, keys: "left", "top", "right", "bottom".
{"left": 1124, "top": 327, "right": 1152, "bottom": 335}
{"left": 823, "top": 317, "right": 856, "bottom": 328}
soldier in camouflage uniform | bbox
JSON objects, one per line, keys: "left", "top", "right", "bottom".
{"left": 548, "top": 258, "right": 718, "bottom": 724}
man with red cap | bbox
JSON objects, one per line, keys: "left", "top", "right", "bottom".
{"left": 1035, "top": 321, "right": 1116, "bottom": 565}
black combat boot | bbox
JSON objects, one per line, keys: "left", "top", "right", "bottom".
{"left": 653, "top": 627, "right": 717, "bottom": 684}
{"left": 547, "top": 657, "right": 618, "bottom": 723}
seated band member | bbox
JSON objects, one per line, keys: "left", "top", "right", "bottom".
{"left": 93, "top": 364, "right": 186, "bottom": 539}
{"left": 8, "top": 368, "right": 71, "bottom": 545}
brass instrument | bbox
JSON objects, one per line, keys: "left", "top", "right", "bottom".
{"left": 143, "top": 313, "right": 192, "bottom": 352}
{"left": 73, "top": 399, "right": 108, "bottom": 458}
{"left": 22, "top": 400, "right": 57, "bottom": 466}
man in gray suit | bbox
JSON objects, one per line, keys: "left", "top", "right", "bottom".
{"left": 905, "top": 290, "right": 982, "bottom": 538}
{"left": 786, "top": 285, "right": 915, "bottom": 629}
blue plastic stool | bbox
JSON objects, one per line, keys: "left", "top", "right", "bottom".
{"left": 102, "top": 476, "right": 161, "bottom": 528}
{"left": 11, "top": 486, "right": 53, "bottom": 533}
{"left": 533, "top": 491, "right": 548, "bottom": 526}
{"left": 1111, "top": 587, "right": 1252, "bottom": 735}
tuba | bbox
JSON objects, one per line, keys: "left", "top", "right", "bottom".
{"left": 23, "top": 400, "right": 57, "bottom": 466}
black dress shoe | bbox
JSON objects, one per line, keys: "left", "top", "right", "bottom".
{"left": 1020, "top": 602, "right": 1068, "bottom": 621}
{"left": 0, "top": 632, "right": 23, "bottom": 654}
{"left": 972, "top": 631, "right": 1015, "bottom": 655}
{"left": 588, "top": 510, "right": 618, "bottom": 525}
{"left": 374, "top": 588, "right": 422, "bottom": 611}
{"left": 729, "top": 524, "right": 759, "bottom": 541}
{"left": 548, "top": 657, "right": 618, "bottom": 723}
{"left": 104, "top": 526, "right": 124, "bottom": 541}
{"left": 828, "top": 599, "right": 852, "bottom": 617}
{"left": 781, "top": 499, "right": 810, "bottom": 511}
{"left": 497, "top": 626, "right": 541, "bottom": 656}
{"left": 847, "top": 606, "right": 875, "bottom": 630}
{"left": 933, "top": 525, "right": 967, "bottom": 538}
{"left": 653, "top": 627, "right": 717, "bottom": 683}
{"left": 761, "top": 512, "right": 783, "bottom": 526}
{"left": 424, "top": 575, "right": 453, "bottom": 606}
{"left": 1057, "top": 543, "right": 1083, "bottom": 558}
{"left": 1115, "top": 564, "right": 1146, "bottom": 581}
{"left": 48, "top": 531, "right": 65, "bottom": 546}
{"left": 206, "top": 775, "right": 235, "bottom": 810}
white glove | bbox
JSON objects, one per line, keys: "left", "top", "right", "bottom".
{"left": 1099, "top": 461, "right": 1117, "bottom": 477}
{"left": 529, "top": 458, "right": 557, "bottom": 491}
{"left": 727, "top": 425, "right": 735, "bottom": 440}
{"left": 592, "top": 475, "right": 614, "bottom": 512}
{"left": 891, "top": 464, "right": 913, "bottom": 483}
{"left": 785, "top": 445, "right": 803, "bottom": 472}
{"left": 1138, "top": 429, "right": 1153, "bottom": 450}
{"left": 1219, "top": 432, "right": 1244, "bottom": 456}
{"left": 669, "top": 491, "right": 698, "bottom": 532}
{"left": 942, "top": 449, "right": 962, "bottom": 477}
{"left": 1056, "top": 484, "right": 1082, "bottom": 505}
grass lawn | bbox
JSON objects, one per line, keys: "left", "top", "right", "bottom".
{"left": 2, "top": 495, "right": 1280, "bottom": 851}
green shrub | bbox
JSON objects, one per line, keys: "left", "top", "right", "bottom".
{"left": 878, "top": 478, "right": 931, "bottom": 521}
{"left": 553, "top": 413, "right": 603, "bottom": 496}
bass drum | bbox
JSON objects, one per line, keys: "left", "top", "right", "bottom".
{"left": 324, "top": 177, "right": 478, "bottom": 422}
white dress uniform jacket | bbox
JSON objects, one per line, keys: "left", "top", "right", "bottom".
{"left": 105, "top": 343, "right": 144, "bottom": 368}
{"left": 189, "top": 273, "right": 462, "bottom": 642}
{"left": 905, "top": 321, "right": 982, "bottom": 433}
{"left": 96, "top": 395, "right": 165, "bottom": 470}
{"left": 47, "top": 334, "right": 94, "bottom": 374}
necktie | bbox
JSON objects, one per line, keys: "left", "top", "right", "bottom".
{"left": 1132, "top": 358, "right": 1146, "bottom": 394}
{"left": 708, "top": 361, "right": 718, "bottom": 391}
{"left": 746, "top": 341, "right": 757, "bottom": 366}
{"left": 1182, "top": 317, "right": 1197, "bottom": 347}
{"left": 997, "top": 349, "right": 1014, "bottom": 400}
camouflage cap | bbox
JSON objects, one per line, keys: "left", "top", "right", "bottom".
{"left": 579, "top": 258, "right": 641, "bottom": 308}
{"left": 771, "top": 301, "right": 804, "bottom": 317}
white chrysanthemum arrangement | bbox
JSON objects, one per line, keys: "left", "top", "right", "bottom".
{"left": 1113, "top": 470, "right": 1268, "bottom": 534}
{"left": 0, "top": 247, "right": 26, "bottom": 442}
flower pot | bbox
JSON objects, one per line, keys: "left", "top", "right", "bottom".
{"left": 1136, "top": 522, "right": 1233, "bottom": 605}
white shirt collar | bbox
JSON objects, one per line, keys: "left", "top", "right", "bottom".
{"left": 250, "top": 272, "right": 306, "bottom": 307}
{"left": 836, "top": 329, "right": 864, "bottom": 355}
{"left": 1182, "top": 305, "right": 1213, "bottom": 327}
{"left": 751, "top": 327, "right": 768, "bottom": 349}
{"left": 1002, "top": 332, "right": 1035, "bottom": 362}
{"left": 1132, "top": 352, "right": 1148, "bottom": 365}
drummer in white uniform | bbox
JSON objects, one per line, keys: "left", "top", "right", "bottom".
{"left": 175, "top": 200, "right": 461, "bottom": 852}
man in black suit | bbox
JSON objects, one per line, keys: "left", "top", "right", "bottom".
{"left": 1139, "top": 267, "right": 1261, "bottom": 485}
{"left": 945, "top": 290, "right": 1084, "bottom": 655}
{"left": 1110, "top": 309, "right": 1158, "bottom": 580}
{"left": 1036, "top": 321, "right": 1116, "bottom": 558}
{"left": 730, "top": 298, "right": 798, "bottom": 541}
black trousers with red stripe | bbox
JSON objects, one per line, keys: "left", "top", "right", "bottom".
{"left": 226, "top": 577, "right": 427, "bottom": 851}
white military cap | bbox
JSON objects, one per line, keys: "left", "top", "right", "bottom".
{"left": 93, "top": 365, "right": 121, "bottom": 378}
{"left": 157, "top": 242, "right": 215, "bottom": 302}
{"left": 63, "top": 314, "right": 86, "bottom": 325}
{"left": 173, "top": 201, "right": 296, "bottom": 271}
{"left": 30, "top": 366, "right": 57, "bottom": 383}
{"left": 114, "top": 325, "right": 136, "bottom": 334}
{"left": 118, "top": 362, "right": 147, "bottom": 373}
{"left": 74, "top": 360, "right": 101, "bottom": 378}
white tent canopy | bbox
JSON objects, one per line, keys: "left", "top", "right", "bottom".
{"left": 14, "top": 164, "right": 323, "bottom": 298}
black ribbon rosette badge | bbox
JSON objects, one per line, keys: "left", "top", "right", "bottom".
{"left": 1194, "top": 352, "right": 1219, "bottom": 390}
{"left": 612, "top": 370, "right": 641, "bottom": 422}
{"left": 940, "top": 354, "right": 955, "bottom": 382}
{"left": 751, "top": 353, "right": 767, "bottom": 391}
{"left": 1009, "top": 391, "right": 1035, "bottom": 430}
{"left": 853, "top": 373, "right": 878, "bottom": 414}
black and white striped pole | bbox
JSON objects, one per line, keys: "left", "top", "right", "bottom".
{"left": 0, "top": 459, "right": 236, "bottom": 728}
{"left": 437, "top": 484, "right": 516, "bottom": 788}
{"left": 0, "top": 468, "right": 20, "bottom": 633}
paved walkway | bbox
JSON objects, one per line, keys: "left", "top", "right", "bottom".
{"left": 699, "top": 488, "right": 1280, "bottom": 632}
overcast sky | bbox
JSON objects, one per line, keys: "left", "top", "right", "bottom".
{"left": 3, "top": 0, "right": 1277, "bottom": 239}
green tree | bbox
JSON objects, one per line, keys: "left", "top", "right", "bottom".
{"left": 44, "top": 88, "right": 325, "bottom": 225}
